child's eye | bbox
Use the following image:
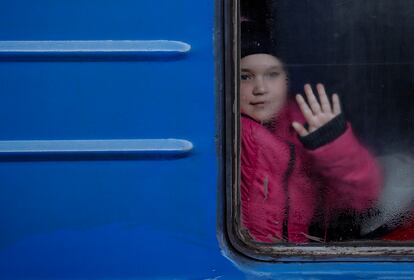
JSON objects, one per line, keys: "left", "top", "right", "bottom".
{"left": 267, "top": 71, "right": 281, "bottom": 78}
{"left": 241, "top": 73, "right": 252, "bottom": 81}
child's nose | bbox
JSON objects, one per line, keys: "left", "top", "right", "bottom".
{"left": 253, "top": 77, "right": 267, "bottom": 95}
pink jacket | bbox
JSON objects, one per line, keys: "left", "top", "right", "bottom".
{"left": 241, "top": 102, "right": 382, "bottom": 243}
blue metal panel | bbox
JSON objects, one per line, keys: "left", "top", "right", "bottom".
{"left": 0, "top": 1, "right": 413, "bottom": 279}
{"left": 228, "top": 261, "right": 414, "bottom": 279}
{"left": 0, "top": 0, "right": 242, "bottom": 279}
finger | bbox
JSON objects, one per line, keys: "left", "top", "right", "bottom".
{"left": 296, "top": 94, "right": 315, "bottom": 123}
{"left": 292, "top": 122, "right": 309, "bottom": 137}
{"left": 316, "top": 83, "right": 332, "bottom": 113}
{"left": 332, "top": 93, "right": 341, "bottom": 115}
{"left": 304, "top": 84, "right": 322, "bottom": 115}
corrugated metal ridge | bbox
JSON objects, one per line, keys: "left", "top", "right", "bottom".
{"left": 0, "top": 139, "right": 193, "bottom": 160}
{"left": 0, "top": 40, "right": 191, "bottom": 60}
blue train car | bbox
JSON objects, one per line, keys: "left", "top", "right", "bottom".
{"left": 0, "top": 1, "right": 413, "bottom": 279}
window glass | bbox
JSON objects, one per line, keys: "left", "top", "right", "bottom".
{"left": 237, "top": 0, "right": 414, "bottom": 248}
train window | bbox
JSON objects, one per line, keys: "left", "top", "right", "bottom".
{"left": 228, "top": 0, "right": 414, "bottom": 259}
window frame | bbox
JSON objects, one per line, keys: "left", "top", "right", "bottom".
{"left": 218, "top": 0, "right": 414, "bottom": 262}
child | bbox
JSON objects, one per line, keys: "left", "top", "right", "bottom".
{"left": 240, "top": 22, "right": 382, "bottom": 243}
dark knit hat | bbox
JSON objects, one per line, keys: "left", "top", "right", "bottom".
{"left": 241, "top": 21, "right": 275, "bottom": 58}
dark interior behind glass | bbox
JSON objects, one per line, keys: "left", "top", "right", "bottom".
{"left": 239, "top": 0, "right": 414, "bottom": 245}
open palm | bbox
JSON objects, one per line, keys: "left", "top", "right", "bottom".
{"left": 292, "top": 83, "right": 341, "bottom": 137}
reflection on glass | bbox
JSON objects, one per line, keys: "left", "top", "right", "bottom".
{"left": 239, "top": 1, "right": 414, "bottom": 244}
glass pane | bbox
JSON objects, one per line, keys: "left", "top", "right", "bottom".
{"left": 239, "top": 0, "right": 414, "bottom": 245}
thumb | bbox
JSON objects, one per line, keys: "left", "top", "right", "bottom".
{"left": 292, "top": 122, "right": 309, "bottom": 137}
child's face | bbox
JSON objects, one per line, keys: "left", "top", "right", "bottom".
{"left": 240, "top": 54, "right": 288, "bottom": 123}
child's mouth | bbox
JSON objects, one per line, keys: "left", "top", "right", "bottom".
{"left": 250, "top": 101, "right": 266, "bottom": 106}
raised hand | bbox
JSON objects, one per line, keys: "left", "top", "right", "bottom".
{"left": 292, "top": 83, "right": 341, "bottom": 137}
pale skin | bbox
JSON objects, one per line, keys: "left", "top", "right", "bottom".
{"left": 293, "top": 84, "right": 342, "bottom": 137}
{"left": 240, "top": 54, "right": 342, "bottom": 136}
